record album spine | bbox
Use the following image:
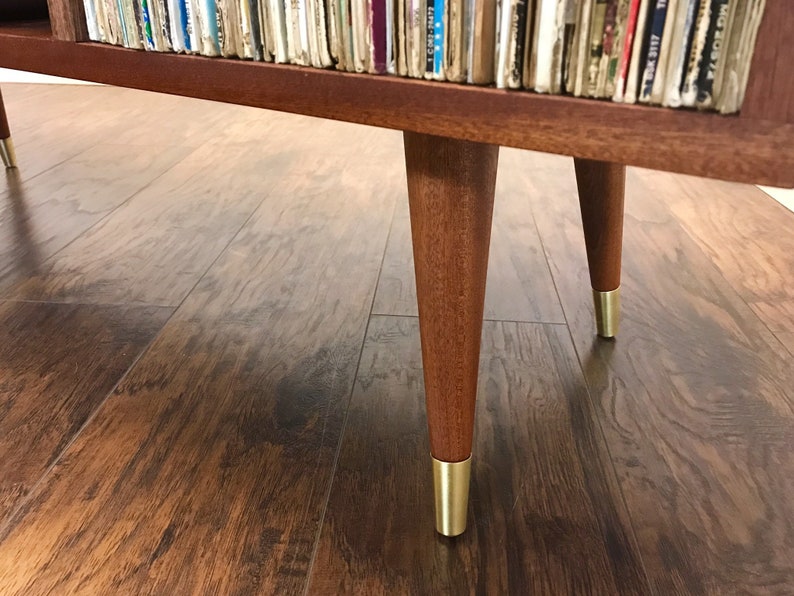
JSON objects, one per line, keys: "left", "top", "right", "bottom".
{"left": 662, "top": 0, "right": 699, "bottom": 107}
{"left": 694, "top": 0, "right": 729, "bottom": 108}
{"left": 585, "top": 0, "right": 608, "bottom": 96}
{"left": 507, "top": 0, "right": 529, "bottom": 88}
{"left": 372, "top": 0, "right": 388, "bottom": 72}
{"left": 612, "top": 0, "right": 641, "bottom": 101}
{"left": 638, "top": 0, "right": 669, "bottom": 102}
{"left": 679, "top": 0, "right": 710, "bottom": 106}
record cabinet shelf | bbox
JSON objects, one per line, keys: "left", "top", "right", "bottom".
{"left": 0, "top": 0, "right": 792, "bottom": 538}
{"left": 1, "top": 3, "right": 793, "bottom": 187}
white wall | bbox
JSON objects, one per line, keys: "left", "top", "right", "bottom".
{"left": 759, "top": 187, "right": 794, "bottom": 213}
{"left": 0, "top": 67, "right": 96, "bottom": 84}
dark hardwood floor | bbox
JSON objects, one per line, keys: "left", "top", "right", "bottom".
{"left": 0, "top": 83, "right": 792, "bottom": 595}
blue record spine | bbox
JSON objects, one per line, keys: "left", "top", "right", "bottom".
{"left": 433, "top": 0, "right": 445, "bottom": 78}
{"left": 184, "top": 0, "right": 200, "bottom": 52}
{"left": 176, "top": 0, "right": 191, "bottom": 51}
{"left": 203, "top": 0, "right": 222, "bottom": 54}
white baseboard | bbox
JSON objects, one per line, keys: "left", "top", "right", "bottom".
{"left": 0, "top": 68, "right": 97, "bottom": 85}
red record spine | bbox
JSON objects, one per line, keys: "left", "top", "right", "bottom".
{"left": 615, "top": 0, "right": 641, "bottom": 99}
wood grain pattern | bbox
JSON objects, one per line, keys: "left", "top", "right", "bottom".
{"left": 1, "top": 84, "right": 214, "bottom": 141}
{"left": 372, "top": 148, "right": 566, "bottom": 324}
{"left": 640, "top": 170, "right": 794, "bottom": 358}
{"left": 0, "top": 321, "right": 358, "bottom": 595}
{"left": 741, "top": 0, "right": 794, "bottom": 124}
{"left": 45, "top": 0, "right": 88, "bottom": 42}
{"left": 0, "top": 117, "right": 397, "bottom": 595}
{"left": 3, "top": 84, "right": 269, "bottom": 172}
{"left": 0, "top": 300, "right": 171, "bottom": 522}
{"left": 771, "top": 331, "right": 794, "bottom": 356}
{"left": 6, "top": 109, "right": 126, "bottom": 181}
{"left": 0, "top": 143, "right": 190, "bottom": 293}
{"left": 4, "top": 141, "right": 294, "bottom": 305}
{"left": 0, "top": 22, "right": 793, "bottom": 186}
{"left": 2, "top": 93, "right": 188, "bottom": 182}
{"left": 1, "top": 84, "right": 793, "bottom": 593}
{"left": 574, "top": 159, "right": 625, "bottom": 292}
{"left": 530, "top": 153, "right": 794, "bottom": 594}
{"left": 0, "top": 83, "right": 104, "bottom": 135}
{"left": 308, "top": 316, "right": 649, "bottom": 595}
{"left": 404, "top": 132, "right": 498, "bottom": 462}
{"left": 0, "top": 87, "right": 10, "bottom": 139}
{"left": 4, "top": 119, "right": 392, "bottom": 307}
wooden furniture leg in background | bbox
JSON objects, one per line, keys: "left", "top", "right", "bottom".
{"left": 574, "top": 159, "right": 625, "bottom": 338}
{"left": 404, "top": 132, "right": 498, "bottom": 537}
{"left": 0, "top": 87, "right": 16, "bottom": 168}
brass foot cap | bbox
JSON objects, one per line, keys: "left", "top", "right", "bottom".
{"left": 432, "top": 455, "right": 471, "bottom": 537}
{"left": 593, "top": 287, "right": 620, "bottom": 338}
{"left": 1, "top": 137, "right": 17, "bottom": 168}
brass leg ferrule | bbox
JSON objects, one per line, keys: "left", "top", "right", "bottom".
{"left": 432, "top": 455, "right": 471, "bottom": 537}
{"left": 593, "top": 287, "right": 620, "bottom": 338}
{"left": 1, "top": 137, "right": 17, "bottom": 168}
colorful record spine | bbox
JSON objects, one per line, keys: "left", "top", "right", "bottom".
{"left": 695, "top": 0, "right": 729, "bottom": 107}
{"left": 83, "top": 0, "right": 102, "bottom": 40}
{"left": 638, "top": 0, "right": 669, "bottom": 102}
{"left": 432, "top": 0, "right": 445, "bottom": 78}
{"left": 612, "top": 0, "right": 641, "bottom": 101}
{"left": 139, "top": 0, "right": 156, "bottom": 49}
{"left": 371, "top": 0, "right": 388, "bottom": 72}
{"left": 680, "top": 0, "right": 711, "bottom": 106}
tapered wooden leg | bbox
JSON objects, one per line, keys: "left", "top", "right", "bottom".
{"left": 404, "top": 131, "right": 498, "bottom": 537}
{"left": 0, "top": 87, "right": 17, "bottom": 169}
{"left": 574, "top": 158, "right": 625, "bottom": 338}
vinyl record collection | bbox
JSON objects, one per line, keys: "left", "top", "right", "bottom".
{"left": 82, "top": 0, "right": 766, "bottom": 113}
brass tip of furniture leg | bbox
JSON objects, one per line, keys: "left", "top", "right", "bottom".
{"left": 432, "top": 454, "right": 471, "bottom": 537}
{"left": 1, "top": 137, "right": 17, "bottom": 168}
{"left": 593, "top": 287, "right": 620, "bottom": 338}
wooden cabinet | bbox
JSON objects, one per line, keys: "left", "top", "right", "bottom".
{"left": 0, "top": 0, "right": 791, "bottom": 536}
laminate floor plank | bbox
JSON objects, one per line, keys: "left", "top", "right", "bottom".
{"left": 0, "top": 127, "right": 398, "bottom": 595}
{"left": 1, "top": 84, "right": 792, "bottom": 594}
{"left": 36, "top": 85, "right": 310, "bottom": 149}
{"left": 8, "top": 102, "right": 205, "bottom": 182}
{"left": 3, "top": 112, "right": 398, "bottom": 307}
{"left": 0, "top": 143, "right": 191, "bottom": 293}
{"left": 528, "top": 153, "right": 794, "bottom": 594}
{"left": 4, "top": 86, "right": 275, "bottom": 182}
{"left": 0, "top": 83, "right": 87, "bottom": 133}
{"left": 3, "top": 141, "right": 291, "bottom": 305}
{"left": 4, "top": 85, "right": 213, "bottom": 138}
{"left": 0, "top": 300, "right": 171, "bottom": 524}
{"left": 308, "top": 316, "right": 648, "bottom": 595}
{"left": 99, "top": 92, "right": 265, "bottom": 149}
{"left": 639, "top": 170, "right": 794, "bottom": 357}
{"left": 9, "top": 117, "right": 129, "bottom": 183}
{"left": 5, "top": 89, "right": 244, "bottom": 187}
{"left": 372, "top": 148, "right": 565, "bottom": 323}
{"left": 771, "top": 330, "right": 794, "bottom": 355}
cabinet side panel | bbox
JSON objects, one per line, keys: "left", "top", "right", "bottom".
{"left": 46, "top": 0, "right": 89, "bottom": 42}
{"left": 740, "top": 0, "right": 794, "bottom": 123}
